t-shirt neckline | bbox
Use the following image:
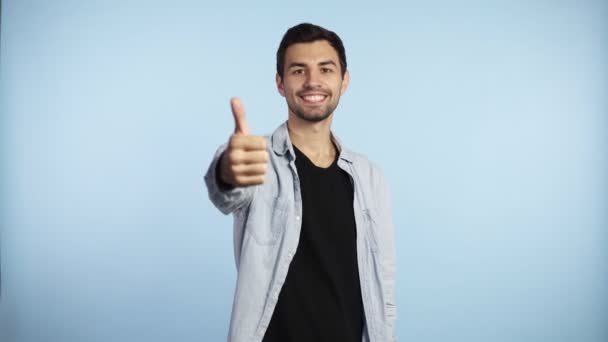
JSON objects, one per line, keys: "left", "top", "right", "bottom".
{"left": 293, "top": 144, "right": 339, "bottom": 172}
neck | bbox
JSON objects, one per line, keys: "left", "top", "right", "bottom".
{"left": 287, "top": 113, "right": 336, "bottom": 165}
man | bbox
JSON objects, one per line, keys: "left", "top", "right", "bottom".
{"left": 205, "top": 23, "right": 396, "bottom": 342}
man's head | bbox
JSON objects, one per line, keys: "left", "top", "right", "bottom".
{"left": 276, "top": 23, "right": 349, "bottom": 123}
{"left": 276, "top": 23, "right": 347, "bottom": 78}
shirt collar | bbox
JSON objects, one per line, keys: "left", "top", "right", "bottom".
{"left": 271, "top": 121, "right": 354, "bottom": 163}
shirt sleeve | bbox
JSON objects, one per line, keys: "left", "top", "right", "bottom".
{"left": 204, "top": 143, "right": 255, "bottom": 215}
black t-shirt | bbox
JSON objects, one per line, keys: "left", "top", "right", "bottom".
{"left": 263, "top": 144, "right": 364, "bottom": 342}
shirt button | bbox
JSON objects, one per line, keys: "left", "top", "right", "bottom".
{"left": 295, "top": 215, "right": 300, "bottom": 221}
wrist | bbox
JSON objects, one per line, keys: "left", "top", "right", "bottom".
{"left": 216, "top": 152, "right": 235, "bottom": 190}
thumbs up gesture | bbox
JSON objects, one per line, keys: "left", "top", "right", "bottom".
{"left": 219, "top": 97, "right": 269, "bottom": 187}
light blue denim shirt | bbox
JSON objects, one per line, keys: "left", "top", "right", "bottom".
{"left": 205, "top": 122, "right": 397, "bottom": 342}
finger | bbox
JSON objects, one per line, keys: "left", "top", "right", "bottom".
{"left": 230, "top": 135, "right": 267, "bottom": 151}
{"left": 229, "top": 150, "right": 269, "bottom": 165}
{"left": 231, "top": 97, "right": 250, "bottom": 135}
{"left": 233, "top": 163, "right": 268, "bottom": 176}
{"left": 235, "top": 174, "right": 265, "bottom": 186}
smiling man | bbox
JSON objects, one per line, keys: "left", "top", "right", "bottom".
{"left": 205, "top": 23, "right": 397, "bottom": 342}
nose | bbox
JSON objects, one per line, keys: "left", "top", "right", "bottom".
{"left": 304, "top": 69, "right": 322, "bottom": 89}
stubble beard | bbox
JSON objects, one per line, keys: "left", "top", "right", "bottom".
{"left": 288, "top": 96, "right": 340, "bottom": 123}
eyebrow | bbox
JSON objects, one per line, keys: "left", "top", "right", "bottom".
{"left": 287, "top": 62, "right": 308, "bottom": 69}
{"left": 318, "top": 60, "right": 337, "bottom": 67}
{"left": 287, "top": 60, "right": 338, "bottom": 69}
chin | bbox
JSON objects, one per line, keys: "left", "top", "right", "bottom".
{"left": 297, "top": 112, "right": 332, "bottom": 123}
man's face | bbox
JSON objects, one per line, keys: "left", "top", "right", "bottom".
{"left": 276, "top": 40, "right": 349, "bottom": 123}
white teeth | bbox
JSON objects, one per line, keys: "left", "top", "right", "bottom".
{"left": 302, "top": 95, "right": 325, "bottom": 102}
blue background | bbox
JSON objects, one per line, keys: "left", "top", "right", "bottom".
{"left": 1, "top": 1, "right": 607, "bottom": 341}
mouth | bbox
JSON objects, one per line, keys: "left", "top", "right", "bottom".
{"left": 298, "top": 93, "right": 328, "bottom": 105}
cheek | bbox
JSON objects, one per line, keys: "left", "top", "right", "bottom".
{"left": 278, "top": 82, "right": 290, "bottom": 97}
{"left": 285, "top": 85, "right": 298, "bottom": 98}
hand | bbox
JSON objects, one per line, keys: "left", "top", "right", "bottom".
{"left": 219, "top": 97, "right": 269, "bottom": 187}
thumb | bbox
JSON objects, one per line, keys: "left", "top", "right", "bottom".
{"left": 231, "top": 97, "right": 250, "bottom": 135}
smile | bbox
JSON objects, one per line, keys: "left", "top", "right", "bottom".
{"left": 299, "top": 94, "right": 328, "bottom": 104}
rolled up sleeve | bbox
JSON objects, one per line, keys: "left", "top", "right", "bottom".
{"left": 204, "top": 143, "right": 255, "bottom": 215}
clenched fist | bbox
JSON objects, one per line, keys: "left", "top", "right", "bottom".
{"left": 219, "top": 97, "right": 269, "bottom": 187}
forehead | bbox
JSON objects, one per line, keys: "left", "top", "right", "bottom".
{"left": 284, "top": 40, "right": 340, "bottom": 65}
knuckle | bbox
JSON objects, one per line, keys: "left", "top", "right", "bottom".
{"left": 229, "top": 164, "right": 240, "bottom": 174}
{"left": 227, "top": 152, "right": 239, "bottom": 164}
{"left": 234, "top": 176, "right": 245, "bottom": 185}
{"left": 228, "top": 135, "right": 238, "bottom": 147}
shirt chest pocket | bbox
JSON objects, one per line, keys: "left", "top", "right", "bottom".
{"left": 245, "top": 194, "right": 288, "bottom": 245}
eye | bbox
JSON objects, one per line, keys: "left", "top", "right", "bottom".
{"left": 321, "top": 68, "right": 333, "bottom": 73}
{"left": 292, "top": 69, "right": 304, "bottom": 75}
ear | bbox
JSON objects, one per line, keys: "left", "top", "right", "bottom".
{"left": 276, "top": 73, "right": 285, "bottom": 97}
{"left": 340, "top": 70, "right": 350, "bottom": 95}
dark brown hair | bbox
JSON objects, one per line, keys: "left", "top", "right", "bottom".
{"left": 276, "top": 23, "right": 347, "bottom": 78}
